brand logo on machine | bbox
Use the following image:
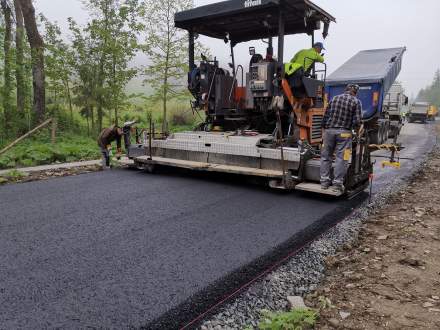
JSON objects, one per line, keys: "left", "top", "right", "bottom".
{"left": 244, "top": 0, "right": 262, "bottom": 8}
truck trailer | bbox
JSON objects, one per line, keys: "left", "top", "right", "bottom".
{"left": 325, "top": 48, "right": 406, "bottom": 144}
{"left": 383, "top": 83, "right": 408, "bottom": 138}
{"left": 408, "top": 102, "right": 430, "bottom": 123}
{"left": 127, "top": 0, "right": 399, "bottom": 197}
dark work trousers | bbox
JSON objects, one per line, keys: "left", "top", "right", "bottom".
{"left": 100, "top": 146, "right": 110, "bottom": 168}
{"left": 320, "top": 128, "right": 353, "bottom": 186}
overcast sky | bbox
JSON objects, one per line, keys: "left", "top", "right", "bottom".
{"left": 36, "top": 0, "right": 440, "bottom": 97}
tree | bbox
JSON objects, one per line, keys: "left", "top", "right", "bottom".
{"left": 18, "top": 0, "right": 45, "bottom": 122}
{"left": 1, "top": 0, "right": 13, "bottom": 132}
{"left": 14, "top": 0, "right": 25, "bottom": 115}
{"left": 105, "top": 0, "right": 140, "bottom": 126}
{"left": 42, "top": 17, "right": 75, "bottom": 123}
{"left": 141, "top": 0, "right": 193, "bottom": 133}
{"left": 69, "top": 0, "right": 141, "bottom": 134}
{"left": 69, "top": 17, "right": 100, "bottom": 134}
{"left": 417, "top": 69, "right": 440, "bottom": 107}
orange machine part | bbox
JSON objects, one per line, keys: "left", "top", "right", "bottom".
{"left": 281, "top": 78, "right": 325, "bottom": 145}
{"left": 234, "top": 87, "right": 246, "bottom": 108}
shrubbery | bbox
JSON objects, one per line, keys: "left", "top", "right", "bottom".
{"left": 0, "top": 134, "right": 100, "bottom": 169}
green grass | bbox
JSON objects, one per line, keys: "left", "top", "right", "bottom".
{"left": 0, "top": 97, "right": 203, "bottom": 170}
{"left": 257, "top": 308, "right": 319, "bottom": 330}
{"left": 0, "top": 132, "right": 100, "bottom": 170}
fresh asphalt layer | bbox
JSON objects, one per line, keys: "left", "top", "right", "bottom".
{"left": 0, "top": 123, "right": 435, "bottom": 329}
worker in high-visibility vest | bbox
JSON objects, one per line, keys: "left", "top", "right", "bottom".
{"left": 285, "top": 42, "right": 325, "bottom": 76}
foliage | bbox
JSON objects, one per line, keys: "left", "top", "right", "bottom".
{"left": 41, "top": 16, "right": 75, "bottom": 122}
{"left": 141, "top": 0, "right": 192, "bottom": 132}
{"left": 258, "top": 308, "right": 319, "bottom": 330}
{"left": 67, "top": 0, "right": 141, "bottom": 134}
{"left": 0, "top": 133, "right": 100, "bottom": 169}
{"left": 0, "top": 0, "right": 212, "bottom": 170}
{"left": 417, "top": 69, "right": 440, "bottom": 107}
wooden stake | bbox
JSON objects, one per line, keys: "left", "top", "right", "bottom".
{"left": 0, "top": 118, "right": 52, "bottom": 155}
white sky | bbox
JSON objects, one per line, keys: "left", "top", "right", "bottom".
{"left": 36, "top": 0, "right": 440, "bottom": 97}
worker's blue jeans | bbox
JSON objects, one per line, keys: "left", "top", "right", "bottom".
{"left": 320, "top": 128, "right": 352, "bottom": 187}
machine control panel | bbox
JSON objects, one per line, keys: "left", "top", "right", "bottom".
{"left": 249, "top": 62, "right": 275, "bottom": 95}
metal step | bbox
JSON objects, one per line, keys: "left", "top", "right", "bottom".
{"left": 294, "top": 182, "right": 343, "bottom": 197}
{"left": 135, "top": 156, "right": 284, "bottom": 178}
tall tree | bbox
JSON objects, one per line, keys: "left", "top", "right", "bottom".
{"left": 19, "top": 0, "right": 45, "bottom": 122}
{"left": 417, "top": 69, "right": 440, "bottom": 107}
{"left": 14, "top": 0, "right": 25, "bottom": 115}
{"left": 70, "top": 0, "right": 140, "bottom": 133}
{"left": 69, "top": 17, "right": 99, "bottom": 134}
{"left": 142, "top": 0, "right": 193, "bottom": 133}
{"left": 106, "top": 0, "right": 140, "bottom": 126}
{"left": 42, "top": 17, "right": 75, "bottom": 123}
{"left": 1, "top": 0, "right": 13, "bottom": 132}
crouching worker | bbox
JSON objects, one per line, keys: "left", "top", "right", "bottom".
{"left": 320, "top": 84, "right": 363, "bottom": 193}
{"left": 97, "top": 125, "right": 123, "bottom": 170}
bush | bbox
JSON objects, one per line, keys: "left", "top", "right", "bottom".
{"left": 0, "top": 133, "right": 101, "bottom": 169}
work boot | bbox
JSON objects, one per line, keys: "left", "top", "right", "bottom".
{"left": 332, "top": 184, "right": 345, "bottom": 193}
{"left": 321, "top": 182, "right": 330, "bottom": 190}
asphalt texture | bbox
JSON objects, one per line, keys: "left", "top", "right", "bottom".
{"left": 0, "top": 123, "right": 435, "bottom": 329}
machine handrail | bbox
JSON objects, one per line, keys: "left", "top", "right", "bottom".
{"left": 304, "top": 56, "right": 327, "bottom": 82}
{"left": 228, "top": 64, "right": 244, "bottom": 103}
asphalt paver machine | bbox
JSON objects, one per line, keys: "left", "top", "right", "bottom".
{"left": 128, "top": 0, "right": 374, "bottom": 197}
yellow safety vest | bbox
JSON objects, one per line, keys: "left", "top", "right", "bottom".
{"left": 284, "top": 48, "right": 325, "bottom": 76}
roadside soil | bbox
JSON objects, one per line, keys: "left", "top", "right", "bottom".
{"left": 305, "top": 123, "right": 440, "bottom": 329}
{"left": 0, "top": 165, "right": 102, "bottom": 185}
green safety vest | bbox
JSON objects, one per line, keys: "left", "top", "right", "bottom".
{"left": 284, "top": 48, "right": 325, "bottom": 76}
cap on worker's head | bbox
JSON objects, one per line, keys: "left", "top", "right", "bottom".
{"left": 346, "top": 84, "right": 360, "bottom": 94}
{"left": 313, "top": 42, "right": 325, "bottom": 50}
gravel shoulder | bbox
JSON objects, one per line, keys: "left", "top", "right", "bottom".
{"left": 308, "top": 123, "right": 440, "bottom": 329}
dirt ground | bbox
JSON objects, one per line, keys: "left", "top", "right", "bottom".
{"left": 0, "top": 165, "right": 102, "bottom": 185}
{"left": 305, "top": 124, "right": 440, "bottom": 329}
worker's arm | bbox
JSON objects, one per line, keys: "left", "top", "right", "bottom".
{"left": 352, "top": 99, "right": 363, "bottom": 133}
{"left": 321, "top": 100, "right": 332, "bottom": 129}
{"left": 314, "top": 52, "right": 325, "bottom": 64}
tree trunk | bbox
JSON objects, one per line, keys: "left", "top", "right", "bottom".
{"left": 14, "top": 0, "right": 26, "bottom": 115}
{"left": 1, "top": 0, "right": 13, "bottom": 132}
{"left": 19, "top": 0, "right": 45, "bottom": 123}
{"left": 90, "top": 105, "right": 95, "bottom": 133}
{"left": 162, "top": 2, "right": 171, "bottom": 134}
{"left": 162, "top": 69, "right": 168, "bottom": 133}
{"left": 96, "top": 2, "right": 110, "bottom": 133}
{"left": 63, "top": 79, "right": 74, "bottom": 124}
{"left": 112, "top": 53, "right": 119, "bottom": 127}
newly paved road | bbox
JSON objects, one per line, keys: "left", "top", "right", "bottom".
{"left": 0, "top": 123, "right": 435, "bottom": 329}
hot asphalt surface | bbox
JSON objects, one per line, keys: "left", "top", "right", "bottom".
{"left": 0, "top": 123, "right": 435, "bottom": 329}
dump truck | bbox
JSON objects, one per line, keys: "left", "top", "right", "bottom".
{"left": 126, "top": 0, "right": 400, "bottom": 197}
{"left": 325, "top": 48, "right": 406, "bottom": 144}
{"left": 383, "top": 83, "right": 408, "bottom": 138}
{"left": 408, "top": 102, "right": 430, "bottom": 123}
{"left": 428, "top": 105, "right": 438, "bottom": 121}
